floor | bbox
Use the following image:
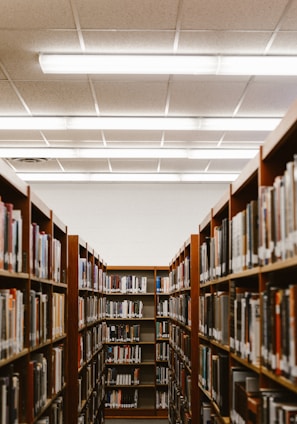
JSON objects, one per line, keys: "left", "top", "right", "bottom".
{"left": 106, "top": 420, "right": 168, "bottom": 424}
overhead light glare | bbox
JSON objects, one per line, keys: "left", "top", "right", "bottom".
{"left": 39, "top": 54, "right": 297, "bottom": 76}
{"left": 0, "top": 116, "right": 280, "bottom": 131}
{"left": 16, "top": 172, "right": 239, "bottom": 183}
{"left": 0, "top": 147, "right": 258, "bottom": 160}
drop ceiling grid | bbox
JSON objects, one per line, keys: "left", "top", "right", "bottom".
{"left": 0, "top": 0, "right": 296, "bottom": 180}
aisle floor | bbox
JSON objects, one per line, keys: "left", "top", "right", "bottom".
{"left": 106, "top": 420, "right": 168, "bottom": 424}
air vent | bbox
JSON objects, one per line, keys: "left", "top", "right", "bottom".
{"left": 11, "top": 157, "right": 49, "bottom": 163}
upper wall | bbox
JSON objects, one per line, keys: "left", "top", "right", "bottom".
{"left": 30, "top": 182, "right": 228, "bottom": 266}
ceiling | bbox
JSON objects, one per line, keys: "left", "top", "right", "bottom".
{"left": 1, "top": 0, "right": 297, "bottom": 183}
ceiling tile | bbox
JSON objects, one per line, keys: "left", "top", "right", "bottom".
{"left": 0, "top": 130, "right": 44, "bottom": 141}
{"left": 15, "top": 81, "right": 96, "bottom": 115}
{"left": 207, "top": 158, "right": 250, "bottom": 172}
{"left": 268, "top": 31, "right": 297, "bottom": 53}
{"left": 59, "top": 159, "right": 110, "bottom": 172}
{"left": 42, "top": 130, "right": 104, "bottom": 143}
{"left": 160, "top": 158, "right": 209, "bottom": 172}
{"left": 110, "top": 159, "right": 159, "bottom": 172}
{"left": 223, "top": 131, "right": 269, "bottom": 142}
{"left": 76, "top": 0, "right": 179, "bottom": 30}
{"left": 0, "top": 0, "right": 75, "bottom": 29}
{"left": 278, "top": 1, "right": 297, "bottom": 30}
{"left": 0, "top": 81, "right": 28, "bottom": 114}
{"left": 105, "top": 141, "right": 162, "bottom": 148}
{"left": 181, "top": 0, "right": 289, "bottom": 30}
{"left": 83, "top": 30, "right": 175, "bottom": 53}
{"left": 104, "top": 130, "right": 163, "bottom": 142}
{"left": 93, "top": 81, "right": 168, "bottom": 115}
{"left": 237, "top": 77, "right": 297, "bottom": 116}
{"left": 168, "top": 79, "right": 247, "bottom": 116}
{"left": 177, "top": 31, "right": 273, "bottom": 54}
{"left": 163, "top": 130, "right": 225, "bottom": 142}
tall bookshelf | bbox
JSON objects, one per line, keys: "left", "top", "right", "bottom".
{"left": 67, "top": 235, "right": 106, "bottom": 424}
{"left": 103, "top": 265, "right": 169, "bottom": 419}
{"left": 197, "top": 97, "right": 297, "bottom": 423}
{"left": 155, "top": 267, "right": 170, "bottom": 415}
{"left": 168, "top": 235, "right": 199, "bottom": 424}
{"left": 0, "top": 161, "right": 68, "bottom": 423}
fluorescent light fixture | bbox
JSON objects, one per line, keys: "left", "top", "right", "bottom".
{"left": 16, "top": 172, "right": 239, "bottom": 183}
{"left": 0, "top": 116, "right": 280, "bottom": 131}
{"left": 39, "top": 54, "right": 297, "bottom": 76}
{"left": 0, "top": 147, "right": 258, "bottom": 160}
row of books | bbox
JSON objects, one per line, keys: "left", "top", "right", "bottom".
{"left": 105, "top": 388, "right": 138, "bottom": 408}
{"left": 52, "top": 344, "right": 65, "bottom": 395}
{"left": 93, "top": 265, "right": 106, "bottom": 292}
{"left": 78, "top": 329, "right": 104, "bottom": 369}
{"left": 106, "top": 344, "right": 142, "bottom": 364}
{"left": 80, "top": 260, "right": 106, "bottom": 292}
{"left": 168, "top": 377, "right": 191, "bottom": 424}
{"left": 0, "top": 200, "right": 22, "bottom": 273}
{"left": 28, "top": 353, "right": 48, "bottom": 421}
{"left": 230, "top": 367, "right": 297, "bottom": 424}
{"left": 104, "top": 323, "right": 140, "bottom": 342}
{"left": 0, "top": 288, "right": 24, "bottom": 360}
{"left": 78, "top": 295, "right": 103, "bottom": 328}
{"left": 52, "top": 292, "right": 65, "bottom": 339}
{"left": 104, "top": 275, "right": 147, "bottom": 293}
{"left": 31, "top": 289, "right": 67, "bottom": 347}
{"left": 211, "top": 353, "right": 229, "bottom": 417}
{"left": 0, "top": 365, "right": 19, "bottom": 424}
{"left": 156, "top": 390, "right": 168, "bottom": 409}
{"left": 78, "top": 257, "right": 94, "bottom": 289}
{"left": 156, "top": 276, "right": 170, "bottom": 293}
{"left": 200, "top": 218, "right": 229, "bottom": 283}
{"left": 169, "top": 293, "right": 191, "bottom": 326}
{"left": 231, "top": 288, "right": 260, "bottom": 366}
{"left": 156, "top": 298, "right": 169, "bottom": 317}
{"left": 29, "top": 289, "right": 48, "bottom": 347}
{"left": 261, "top": 282, "right": 297, "bottom": 380}
{"left": 156, "top": 365, "right": 169, "bottom": 385}
{"left": 199, "top": 291, "right": 229, "bottom": 346}
{"left": 106, "top": 367, "right": 140, "bottom": 385}
{"left": 198, "top": 349, "right": 229, "bottom": 416}
{"left": 35, "top": 396, "right": 64, "bottom": 424}
{"left": 31, "top": 223, "right": 51, "bottom": 280}
{"left": 168, "top": 256, "right": 190, "bottom": 292}
{"left": 78, "top": 374, "right": 105, "bottom": 419}
{"left": 258, "top": 157, "right": 297, "bottom": 265}
{"left": 199, "top": 155, "right": 297, "bottom": 285}
{"left": 169, "top": 323, "right": 191, "bottom": 366}
{"left": 169, "top": 350, "right": 191, "bottom": 405}
{"left": 105, "top": 299, "right": 144, "bottom": 318}
{"left": 156, "top": 341, "right": 169, "bottom": 361}
{"left": 156, "top": 320, "right": 169, "bottom": 339}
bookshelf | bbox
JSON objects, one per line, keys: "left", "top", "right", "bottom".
{"left": 197, "top": 97, "right": 297, "bottom": 423}
{"left": 155, "top": 267, "right": 170, "bottom": 415}
{"left": 104, "top": 265, "right": 169, "bottom": 419}
{"left": 168, "top": 235, "right": 199, "bottom": 424}
{"left": 67, "top": 235, "right": 106, "bottom": 424}
{"left": 0, "top": 161, "right": 68, "bottom": 423}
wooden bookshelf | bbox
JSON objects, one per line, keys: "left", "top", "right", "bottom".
{"left": 168, "top": 234, "right": 199, "bottom": 424}
{"left": 104, "top": 265, "right": 169, "bottom": 419}
{"left": 67, "top": 235, "right": 106, "bottom": 424}
{"left": 0, "top": 163, "right": 68, "bottom": 423}
{"left": 196, "top": 97, "right": 297, "bottom": 423}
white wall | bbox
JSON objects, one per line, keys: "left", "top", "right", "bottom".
{"left": 30, "top": 182, "right": 228, "bottom": 266}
